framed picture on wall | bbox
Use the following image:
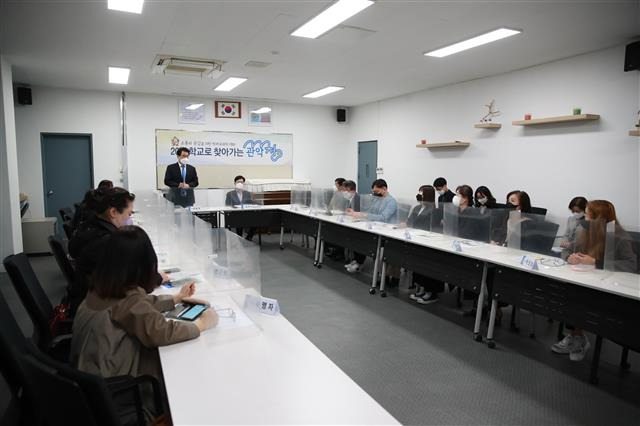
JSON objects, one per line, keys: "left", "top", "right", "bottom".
{"left": 248, "top": 104, "right": 272, "bottom": 126}
{"left": 178, "top": 100, "right": 206, "bottom": 124}
{"left": 215, "top": 101, "right": 241, "bottom": 119}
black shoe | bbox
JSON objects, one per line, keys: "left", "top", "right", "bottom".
{"left": 416, "top": 292, "right": 439, "bottom": 305}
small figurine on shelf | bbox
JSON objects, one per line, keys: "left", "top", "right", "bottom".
{"left": 480, "top": 99, "right": 501, "bottom": 122}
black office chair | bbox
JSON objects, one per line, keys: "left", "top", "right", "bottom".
{"left": 48, "top": 235, "right": 75, "bottom": 288}
{"left": 530, "top": 206, "right": 547, "bottom": 216}
{"left": 2, "top": 253, "right": 71, "bottom": 357}
{"left": 520, "top": 220, "right": 559, "bottom": 255}
{"left": 63, "top": 220, "right": 74, "bottom": 239}
{"left": 59, "top": 207, "right": 75, "bottom": 223}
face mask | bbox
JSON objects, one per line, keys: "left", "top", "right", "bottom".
{"left": 452, "top": 195, "right": 461, "bottom": 207}
{"left": 572, "top": 212, "right": 584, "bottom": 219}
{"left": 343, "top": 192, "right": 354, "bottom": 200}
{"left": 477, "top": 197, "right": 488, "bottom": 205}
{"left": 372, "top": 191, "right": 383, "bottom": 197}
{"left": 179, "top": 157, "right": 189, "bottom": 165}
{"left": 437, "top": 189, "right": 445, "bottom": 196}
{"left": 124, "top": 216, "right": 134, "bottom": 226}
{"left": 416, "top": 194, "right": 423, "bottom": 202}
{"left": 235, "top": 182, "right": 244, "bottom": 190}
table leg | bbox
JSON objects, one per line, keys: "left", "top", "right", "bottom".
{"left": 369, "top": 237, "right": 382, "bottom": 295}
{"left": 279, "top": 226, "right": 285, "bottom": 249}
{"left": 317, "top": 240, "right": 325, "bottom": 268}
{"left": 621, "top": 347, "right": 631, "bottom": 370}
{"left": 486, "top": 298, "right": 498, "bottom": 349}
{"left": 290, "top": 229, "right": 294, "bottom": 243}
{"left": 313, "top": 222, "right": 322, "bottom": 266}
{"left": 379, "top": 260, "right": 387, "bottom": 298}
{"left": 473, "top": 263, "right": 488, "bottom": 342}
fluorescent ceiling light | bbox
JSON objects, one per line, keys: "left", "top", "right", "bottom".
{"left": 251, "top": 107, "right": 272, "bottom": 114}
{"left": 425, "top": 28, "right": 521, "bottom": 58}
{"left": 185, "top": 103, "right": 204, "bottom": 110}
{"left": 108, "top": 0, "right": 144, "bottom": 14}
{"left": 214, "top": 77, "right": 247, "bottom": 92}
{"left": 303, "top": 86, "right": 344, "bottom": 98}
{"left": 291, "top": 0, "right": 374, "bottom": 39}
{"left": 108, "top": 66, "right": 130, "bottom": 84}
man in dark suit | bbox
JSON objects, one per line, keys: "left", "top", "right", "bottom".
{"left": 225, "top": 175, "right": 256, "bottom": 241}
{"left": 164, "top": 147, "right": 199, "bottom": 208}
{"left": 433, "top": 177, "right": 455, "bottom": 204}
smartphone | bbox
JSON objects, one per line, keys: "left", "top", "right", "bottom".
{"left": 166, "top": 303, "right": 209, "bottom": 321}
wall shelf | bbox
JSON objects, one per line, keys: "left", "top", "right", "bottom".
{"left": 416, "top": 141, "right": 470, "bottom": 149}
{"left": 512, "top": 114, "right": 599, "bottom": 126}
{"left": 629, "top": 130, "right": 640, "bottom": 137}
{"left": 474, "top": 123, "right": 501, "bottom": 129}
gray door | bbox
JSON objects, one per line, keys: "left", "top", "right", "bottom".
{"left": 41, "top": 133, "right": 93, "bottom": 233}
{"left": 357, "top": 140, "right": 377, "bottom": 194}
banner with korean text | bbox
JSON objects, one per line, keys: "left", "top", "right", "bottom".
{"left": 156, "top": 129, "right": 293, "bottom": 189}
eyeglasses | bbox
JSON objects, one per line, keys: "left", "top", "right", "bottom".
{"left": 215, "top": 308, "right": 236, "bottom": 321}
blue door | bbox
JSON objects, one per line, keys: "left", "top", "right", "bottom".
{"left": 357, "top": 141, "right": 377, "bottom": 194}
{"left": 41, "top": 133, "right": 93, "bottom": 234}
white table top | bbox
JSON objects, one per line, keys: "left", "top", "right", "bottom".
{"left": 189, "top": 205, "right": 640, "bottom": 301}
{"left": 156, "top": 279, "right": 398, "bottom": 425}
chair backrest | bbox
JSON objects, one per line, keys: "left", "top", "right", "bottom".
{"left": 48, "top": 235, "right": 76, "bottom": 287}
{"left": 626, "top": 231, "right": 640, "bottom": 274}
{"left": 19, "top": 353, "right": 102, "bottom": 426}
{"left": 0, "top": 285, "right": 31, "bottom": 395}
{"left": 521, "top": 220, "right": 559, "bottom": 254}
{"left": 3, "top": 253, "right": 54, "bottom": 348}
{"left": 530, "top": 206, "right": 547, "bottom": 216}
{"left": 59, "top": 207, "right": 74, "bottom": 223}
{"left": 62, "top": 221, "right": 74, "bottom": 239}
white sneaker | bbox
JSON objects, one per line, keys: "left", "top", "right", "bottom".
{"left": 346, "top": 262, "right": 362, "bottom": 273}
{"left": 344, "top": 260, "right": 357, "bottom": 269}
{"left": 409, "top": 286, "right": 425, "bottom": 300}
{"left": 416, "top": 292, "right": 439, "bottom": 305}
{"left": 551, "top": 335, "right": 576, "bottom": 354}
{"left": 569, "top": 335, "right": 591, "bottom": 362}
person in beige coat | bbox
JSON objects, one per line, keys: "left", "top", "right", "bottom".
{"left": 71, "top": 226, "right": 218, "bottom": 420}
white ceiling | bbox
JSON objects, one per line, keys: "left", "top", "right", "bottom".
{"left": 1, "top": 0, "right": 638, "bottom": 106}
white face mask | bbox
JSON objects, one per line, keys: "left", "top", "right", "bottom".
{"left": 437, "top": 189, "right": 445, "bottom": 196}
{"left": 452, "top": 195, "right": 461, "bottom": 207}
{"left": 477, "top": 197, "right": 488, "bottom": 205}
{"left": 179, "top": 157, "right": 189, "bottom": 165}
{"left": 572, "top": 212, "right": 583, "bottom": 219}
{"left": 235, "top": 182, "right": 244, "bottom": 190}
{"left": 343, "top": 191, "right": 354, "bottom": 200}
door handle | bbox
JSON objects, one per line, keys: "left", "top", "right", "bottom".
{"left": 47, "top": 190, "right": 54, "bottom": 196}
{"left": 366, "top": 164, "right": 369, "bottom": 177}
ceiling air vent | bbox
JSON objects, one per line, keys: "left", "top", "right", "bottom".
{"left": 245, "top": 60, "right": 271, "bottom": 68}
{"left": 152, "top": 55, "right": 224, "bottom": 79}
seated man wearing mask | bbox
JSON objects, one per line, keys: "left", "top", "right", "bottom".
{"left": 224, "top": 175, "right": 256, "bottom": 241}
{"left": 344, "top": 179, "right": 397, "bottom": 273}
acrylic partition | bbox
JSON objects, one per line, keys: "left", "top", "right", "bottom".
{"left": 132, "top": 190, "right": 265, "bottom": 337}
{"left": 603, "top": 222, "right": 639, "bottom": 275}
{"left": 221, "top": 186, "right": 264, "bottom": 208}
{"left": 165, "top": 187, "right": 196, "bottom": 209}
{"left": 290, "top": 183, "right": 311, "bottom": 210}
{"left": 505, "top": 211, "right": 564, "bottom": 268}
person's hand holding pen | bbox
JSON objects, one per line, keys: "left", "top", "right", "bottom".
{"left": 172, "top": 282, "right": 196, "bottom": 304}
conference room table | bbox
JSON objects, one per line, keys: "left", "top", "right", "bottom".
{"left": 191, "top": 203, "right": 640, "bottom": 384}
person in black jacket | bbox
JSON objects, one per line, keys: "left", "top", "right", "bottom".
{"left": 71, "top": 179, "right": 113, "bottom": 234}
{"left": 433, "top": 177, "right": 455, "bottom": 203}
{"left": 474, "top": 186, "right": 497, "bottom": 209}
{"left": 164, "top": 147, "right": 199, "bottom": 207}
{"left": 225, "top": 175, "right": 256, "bottom": 241}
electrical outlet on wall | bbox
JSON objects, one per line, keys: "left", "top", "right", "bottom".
{"left": 376, "top": 167, "right": 384, "bottom": 175}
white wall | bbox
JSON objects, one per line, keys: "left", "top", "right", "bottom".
{"left": 14, "top": 87, "right": 122, "bottom": 217}
{"left": 0, "top": 55, "right": 23, "bottom": 262}
{"left": 348, "top": 45, "right": 640, "bottom": 229}
{"left": 124, "top": 93, "right": 349, "bottom": 192}
{"left": 14, "top": 88, "right": 350, "bottom": 212}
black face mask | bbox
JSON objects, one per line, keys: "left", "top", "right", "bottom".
{"left": 372, "top": 192, "right": 383, "bottom": 197}
{"left": 416, "top": 194, "right": 423, "bottom": 202}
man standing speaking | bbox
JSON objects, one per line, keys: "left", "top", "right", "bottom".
{"left": 164, "top": 147, "right": 199, "bottom": 207}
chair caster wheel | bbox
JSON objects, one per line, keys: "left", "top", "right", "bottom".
{"left": 279, "top": 246, "right": 284, "bottom": 250}
{"left": 473, "top": 334, "right": 482, "bottom": 342}
{"left": 369, "top": 288, "right": 376, "bottom": 295}
{"left": 380, "top": 291, "right": 387, "bottom": 298}
{"left": 313, "top": 261, "right": 318, "bottom": 266}
{"left": 488, "top": 341, "right": 496, "bottom": 349}
{"left": 317, "top": 264, "right": 322, "bottom": 269}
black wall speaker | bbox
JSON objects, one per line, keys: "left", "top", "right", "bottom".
{"left": 337, "top": 108, "right": 346, "bottom": 122}
{"left": 624, "top": 41, "right": 640, "bottom": 71}
{"left": 17, "top": 87, "right": 32, "bottom": 105}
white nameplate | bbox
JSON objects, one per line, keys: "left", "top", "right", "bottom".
{"left": 404, "top": 230, "right": 412, "bottom": 241}
{"left": 245, "top": 294, "right": 280, "bottom": 316}
{"left": 452, "top": 240, "right": 463, "bottom": 252}
{"left": 520, "top": 255, "right": 539, "bottom": 271}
